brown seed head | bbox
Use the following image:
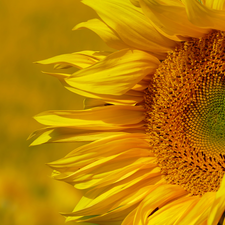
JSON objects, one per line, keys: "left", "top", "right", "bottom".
{"left": 145, "top": 30, "right": 225, "bottom": 196}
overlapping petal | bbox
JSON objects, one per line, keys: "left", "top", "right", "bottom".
{"left": 182, "top": 0, "right": 225, "bottom": 31}
{"left": 145, "top": 193, "right": 218, "bottom": 224}
{"left": 29, "top": 105, "right": 146, "bottom": 145}
{"left": 82, "top": 0, "right": 176, "bottom": 56}
{"left": 34, "top": 105, "right": 145, "bottom": 129}
{"left": 51, "top": 138, "right": 148, "bottom": 168}
{"left": 145, "top": 196, "right": 199, "bottom": 224}
{"left": 204, "top": 0, "right": 225, "bottom": 10}
{"left": 123, "top": 184, "right": 188, "bottom": 225}
{"left": 65, "top": 49, "right": 159, "bottom": 96}
{"left": 139, "top": 0, "right": 209, "bottom": 41}
{"left": 52, "top": 151, "right": 156, "bottom": 187}
{"left": 29, "top": 127, "right": 145, "bottom": 146}
{"left": 208, "top": 175, "right": 225, "bottom": 225}
{"left": 40, "top": 49, "right": 158, "bottom": 104}
{"left": 36, "top": 50, "right": 109, "bottom": 69}
{"left": 176, "top": 193, "right": 215, "bottom": 224}
{"left": 74, "top": 19, "right": 129, "bottom": 49}
{"left": 47, "top": 134, "right": 162, "bottom": 224}
{"left": 65, "top": 175, "right": 162, "bottom": 224}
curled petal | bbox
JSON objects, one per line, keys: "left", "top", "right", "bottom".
{"left": 66, "top": 49, "right": 159, "bottom": 96}
{"left": 42, "top": 71, "right": 145, "bottom": 105}
{"left": 74, "top": 19, "right": 129, "bottom": 49}
{"left": 36, "top": 50, "right": 109, "bottom": 69}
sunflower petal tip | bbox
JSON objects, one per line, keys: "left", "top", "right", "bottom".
{"left": 72, "top": 25, "right": 77, "bottom": 31}
{"left": 46, "top": 162, "right": 52, "bottom": 167}
{"left": 29, "top": 140, "right": 39, "bottom": 147}
{"left": 35, "top": 59, "right": 48, "bottom": 65}
{"left": 72, "top": 24, "right": 81, "bottom": 31}
{"left": 27, "top": 132, "right": 35, "bottom": 141}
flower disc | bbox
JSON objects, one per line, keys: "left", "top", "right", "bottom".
{"left": 145, "top": 30, "right": 225, "bottom": 196}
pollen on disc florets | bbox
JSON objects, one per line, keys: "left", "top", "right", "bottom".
{"left": 145, "top": 30, "right": 225, "bottom": 196}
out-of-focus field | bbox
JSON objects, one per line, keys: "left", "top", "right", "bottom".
{"left": 0, "top": 0, "right": 110, "bottom": 224}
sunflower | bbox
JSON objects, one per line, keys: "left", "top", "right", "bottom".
{"left": 30, "top": 0, "right": 225, "bottom": 224}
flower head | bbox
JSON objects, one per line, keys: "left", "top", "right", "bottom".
{"left": 31, "top": 0, "right": 225, "bottom": 224}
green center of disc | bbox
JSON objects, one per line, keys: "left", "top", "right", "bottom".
{"left": 186, "top": 75, "right": 225, "bottom": 155}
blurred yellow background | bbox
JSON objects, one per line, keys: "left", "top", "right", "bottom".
{"left": 0, "top": 0, "right": 111, "bottom": 224}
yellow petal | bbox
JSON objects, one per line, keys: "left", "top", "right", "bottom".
{"left": 139, "top": 0, "right": 209, "bottom": 41}
{"left": 42, "top": 71, "right": 70, "bottom": 80}
{"left": 72, "top": 180, "right": 163, "bottom": 224}
{"left": 147, "top": 195, "right": 200, "bottom": 224}
{"left": 82, "top": 0, "right": 176, "bottom": 55}
{"left": 50, "top": 134, "right": 151, "bottom": 171}
{"left": 65, "top": 133, "right": 149, "bottom": 156}
{"left": 182, "top": 0, "right": 225, "bottom": 31}
{"left": 177, "top": 192, "right": 215, "bottom": 224}
{"left": 41, "top": 70, "right": 144, "bottom": 105}
{"left": 205, "top": 0, "right": 225, "bottom": 10}
{"left": 28, "top": 128, "right": 53, "bottom": 146}
{"left": 74, "top": 19, "right": 129, "bottom": 49}
{"left": 56, "top": 157, "right": 157, "bottom": 188}
{"left": 66, "top": 49, "right": 160, "bottom": 96}
{"left": 83, "top": 87, "right": 146, "bottom": 108}
{"left": 133, "top": 184, "right": 187, "bottom": 225}
{"left": 208, "top": 175, "right": 225, "bottom": 225}
{"left": 122, "top": 208, "right": 136, "bottom": 225}
{"left": 36, "top": 50, "right": 109, "bottom": 69}
{"left": 29, "top": 127, "right": 145, "bottom": 146}
{"left": 51, "top": 133, "right": 161, "bottom": 224}
{"left": 132, "top": 79, "right": 150, "bottom": 91}
{"left": 66, "top": 83, "right": 144, "bottom": 105}
{"left": 63, "top": 168, "right": 161, "bottom": 217}
{"left": 34, "top": 105, "right": 145, "bottom": 130}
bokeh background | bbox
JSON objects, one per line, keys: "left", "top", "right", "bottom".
{"left": 0, "top": 0, "right": 111, "bottom": 224}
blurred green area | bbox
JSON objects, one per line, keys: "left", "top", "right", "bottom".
{"left": 0, "top": 0, "right": 111, "bottom": 224}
